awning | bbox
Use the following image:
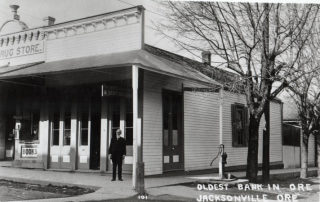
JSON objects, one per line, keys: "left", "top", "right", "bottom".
{"left": 0, "top": 49, "right": 220, "bottom": 86}
{"left": 0, "top": 62, "right": 44, "bottom": 76}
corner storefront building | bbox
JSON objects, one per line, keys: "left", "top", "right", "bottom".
{"left": 0, "top": 5, "right": 283, "bottom": 176}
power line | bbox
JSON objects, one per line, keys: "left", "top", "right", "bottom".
{"left": 116, "top": 0, "right": 168, "bottom": 19}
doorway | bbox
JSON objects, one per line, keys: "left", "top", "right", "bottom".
{"left": 107, "top": 96, "right": 133, "bottom": 172}
{"left": 163, "top": 90, "right": 184, "bottom": 171}
{"left": 89, "top": 94, "right": 101, "bottom": 170}
{"left": 5, "top": 114, "right": 15, "bottom": 160}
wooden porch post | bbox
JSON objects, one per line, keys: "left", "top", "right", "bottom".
{"left": 100, "top": 97, "right": 109, "bottom": 172}
{"left": 132, "top": 65, "right": 144, "bottom": 192}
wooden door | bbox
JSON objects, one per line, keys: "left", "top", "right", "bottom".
{"left": 163, "top": 90, "right": 183, "bottom": 171}
{"left": 49, "top": 102, "right": 72, "bottom": 169}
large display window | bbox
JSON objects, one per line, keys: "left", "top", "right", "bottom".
{"left": 19, "top": 92, "right": 40, "bottom": 142}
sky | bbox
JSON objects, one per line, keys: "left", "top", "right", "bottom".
{"left": 0, "top": 0, "right": 317, "bottom": 102}
{"left": 2, "top": 0, "right": 317, "bottom": 61}
{"left": 0, "top": 0, "right": 184, "bottom": 58}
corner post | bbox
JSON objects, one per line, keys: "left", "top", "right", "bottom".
{"left": 132, "top": 65, "right": 144, "bottom": 193}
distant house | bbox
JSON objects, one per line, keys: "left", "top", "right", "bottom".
{"left": 0, "top": 5, "right": 283, "bottom": 176}
{"left": 282, "top": 98, "right": 317, "bottom": 168}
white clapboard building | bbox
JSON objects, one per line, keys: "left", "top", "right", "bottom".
{"left": 0, "top": 5, "right": 283, "bottom": 175}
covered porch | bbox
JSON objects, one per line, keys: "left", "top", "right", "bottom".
{"left": 0, "top": 47, "right": 218, "bottom": 188}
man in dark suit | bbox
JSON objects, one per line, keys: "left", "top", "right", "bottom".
{"left": 109, "top": 129, "right": 126, "bottom": 181}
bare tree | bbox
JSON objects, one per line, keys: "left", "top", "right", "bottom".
{"left": 286, "top": 37, "right": 320, "bottom": 177}
{"left": 159, "top": 1, "right": 319, "bottom": 181}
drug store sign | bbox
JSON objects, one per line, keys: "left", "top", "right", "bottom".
{"left": 0, "top": 41, "right": 44, "bottom": 60}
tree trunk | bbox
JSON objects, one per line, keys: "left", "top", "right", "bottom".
{"left": 262, "top": 100, "right": 270, "bottom": 182}
{"left": 316, "top": 135, "right": 320, "bottom": 177}
{"left": 300, "top": 132, "right": 309, "bottom": 178}
{"left": 246, "top": 115, "right": 261, "bottom": 182}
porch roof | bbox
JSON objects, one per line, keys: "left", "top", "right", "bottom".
{"left": 0, "top": 49, "right": 220, "bottom": 87}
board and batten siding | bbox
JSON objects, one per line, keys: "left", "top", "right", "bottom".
{"left": 283, "top": 134, "right": 315, "bottom": 168}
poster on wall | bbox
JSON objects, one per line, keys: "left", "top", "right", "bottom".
{"left": 21, "top": 145, "right": 38, "bottom": 158}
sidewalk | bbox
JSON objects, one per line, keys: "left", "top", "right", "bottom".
{"left": 0, "top": 161, "right": 318, "bottom": 201}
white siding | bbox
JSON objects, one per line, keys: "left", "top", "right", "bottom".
{"left": 143, "top": 71, "right": 183, "bottom": 175}
{"left": 184, "top": 91, "right": 283, "bottom": 170}
{"left": 269, "top": 102, "right": 283, "bottom": 163}
{"left": 283, "top": 146, "right": 300, "bottom": 168}
{"left": 46, "top": 23, "right": 141, "bottom": 62}
{"left": 184, "top": 91, "right": 220, "bottom": 170}
{"left": 221, "top": 92, "right": 248, "bottom": 166}
{"left": 142, "top": 72, "right": 283, "bottom": 174}
{"left": 283, "top": 133, "right": 315, "bottom": 168}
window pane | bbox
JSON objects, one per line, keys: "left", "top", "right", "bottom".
{"left": 81, "top": 129, "right": 88, "bottom": 145}
{"left": 53, "top": 129, "right": 59, "bottom": 145}
{"left": 172, "top": 113, "right": 178, "bottom": 130}
{"left": 163, "top": 129, "right": 168, "bottom": 146}
{"left": 52, "top": 105, "right": 60, "bottom": 145}
{"left": 112, "top": 113, "right": 120, "bottom": 128}
{"left": 126, "top": 98, "right": 132, "bottom": 112}
{"left": 163, "top": 113, "right": 169, "bottom": 130}
{"left": 172, "top": 130, "right": 178, "bottom": 146}
{"left": 64, "top": 108, "right": 71, "bottom": 130}
{"left": 163, "top": 96, "right": 169, "bottom": 130}
{"left": 80, "top": 103, "right": 89, "bottom": 146}
{"left": 125, "top": 128, "right": 133, "bottom": 145}
{"left": 53, "top": 110, "right": 59, "bottom": 128}
{"left": 19, "top": 119, "right": 31, "bottom": 141}
{"left": 63, "top": 105, "right": 71, "bottom": 146}
{"left": 234, "top": 106, "right": 246, "bottom": 146}
{"left": 64, "top": 129, "right": 71, "bottom": 145}
{"left": 126, "top": 112, "right": 133, "bottom": 127}
{"left": 81, "top": 113, "right": 88, "bottom": 128}
{"left": 32, "top": 112, "right": 40, "bottom": 140}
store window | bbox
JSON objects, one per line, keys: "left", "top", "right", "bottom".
{"left": 283, "top": 123, "right": 300, "bottom": 146}
{"left": 19, "top": 98, "right": 40, "bottom": 142}
{"left": 63, "top": 104, "right": 71, "bottom": 145}
{"left": 231, "top": 104, "right": 248, "bottom": 147}
{"left": 20, "top": 112, "right": 40, "bottom": 141}
{"left": 125, "top": 99, "right": 133, "bottom": 145}
{"left": 80, "top": 102, "right": 89, "bottom": 146}
{"left": 112, "top": 105, "right": 120, "bottom": 139}
{"left": 52, "top": 107, "right": 60, "bottom": 146}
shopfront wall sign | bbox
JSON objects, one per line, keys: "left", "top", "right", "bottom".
{"left": 0, "top": 28, "right": 46, "bottom": 66}
{"left": 102, "top": 84, "right": 131, "bottom": 97}
{"left": 21, "top": 145, "right": 38, "bottom": 158}
{"left": 0, "top": 40, "right": 44, "bottom": 60}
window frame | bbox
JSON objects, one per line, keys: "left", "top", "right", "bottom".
{"left": 231, "top": 103, "right": 248, "bottom": 147}
{"left": 63, "top": 103, "right": 72, "bottom": 146}
{"left": 79, "top": 101, "right": 90, "bottom": 146}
